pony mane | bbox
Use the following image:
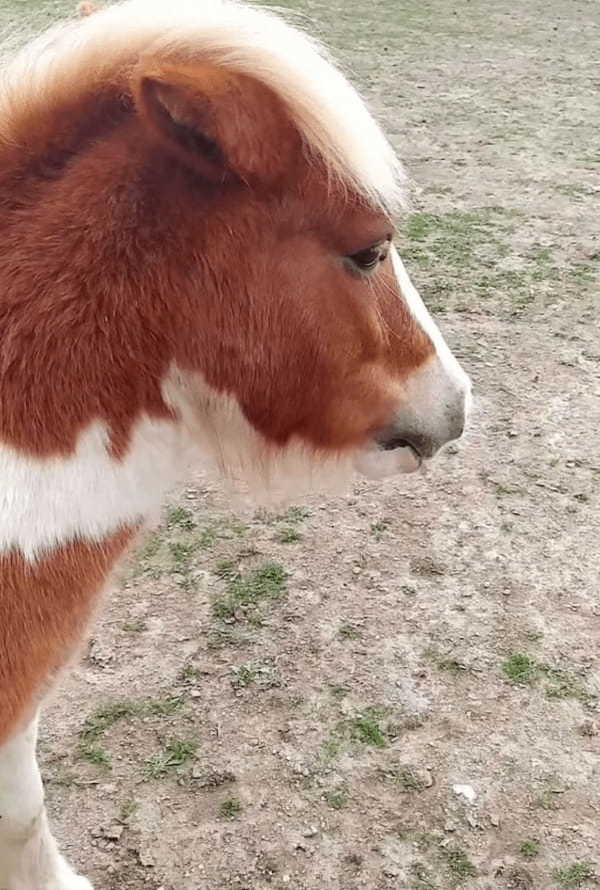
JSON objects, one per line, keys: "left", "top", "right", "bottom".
{"left": 0, "top": 0, "right": 405, "bottom": 212}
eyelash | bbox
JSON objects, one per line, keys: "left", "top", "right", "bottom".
{"left": 347, "top": 241, "right": 390, "bottom": 272}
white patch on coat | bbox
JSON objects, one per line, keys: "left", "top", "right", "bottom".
{"left": 161, "top": 367, "right": 359, "bottom": 500}
{"left": 0, "top": 417, "right": 188, "bottom": 561}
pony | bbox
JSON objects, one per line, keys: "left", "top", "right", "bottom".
{"left": 0, "top": 0, "right": 471, "bottom": 886}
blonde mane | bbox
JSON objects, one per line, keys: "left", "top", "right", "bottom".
{"left": 0, "top": 0, "right": 405, "bottom": 210}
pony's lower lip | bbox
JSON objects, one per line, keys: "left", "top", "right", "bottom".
{"left": 389, "top": 439, "right": 422, "bottom": 464}
{"left": 354, "top": 442, "right": 422, "bottom": 479}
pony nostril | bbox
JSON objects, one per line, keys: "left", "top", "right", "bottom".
{"left": 375, "top": 430, "right": 428, "bottom": 458}
{"left": 378, "top": 435, "right": 415, "bottom": 454}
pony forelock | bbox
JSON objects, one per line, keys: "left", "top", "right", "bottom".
{"left": 0, "top": 0, "right": 406, "bottom": 212}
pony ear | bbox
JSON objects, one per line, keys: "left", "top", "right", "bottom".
{"left": 134, "top": 64, "right": 300, "bottom": 185}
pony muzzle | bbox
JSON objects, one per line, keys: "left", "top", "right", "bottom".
{"left": 356, "top": 359, "right": 471, "bottom": 480}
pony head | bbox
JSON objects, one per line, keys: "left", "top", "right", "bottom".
{"left": 0, "top": 0, "right": 470, "bottom": 495}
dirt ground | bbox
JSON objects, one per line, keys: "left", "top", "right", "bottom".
{"left": 4, "top": 0, "right": 600, "bottom": 888}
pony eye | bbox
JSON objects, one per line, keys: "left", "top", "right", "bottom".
{"left": 348, "top": 242, "right": 387, "bottom": 272}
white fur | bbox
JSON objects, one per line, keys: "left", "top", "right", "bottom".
{"left": 0, "top": 0, "right": 405, "bottom": 213}
{"left": 392, "top": 247, "right": 471, "bottom": 397}
{"left": 354, "top": 441, "right": 421, "bottom": 479}
{"left": 162, "top": 367, "right": 358, "bottom": 498}
{"left": 389, "top": 246, "right": 472, "bottom": 447}
{"left": 0, "top": 417, "right": 188, "bottom": 561}
{"left": 0, "top": 715, "right": 93, "bottom": 890}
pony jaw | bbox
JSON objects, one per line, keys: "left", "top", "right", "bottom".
{"left": 161, "top": 366, "right": 425, "bottom": 503}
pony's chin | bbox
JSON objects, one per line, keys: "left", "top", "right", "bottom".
{"left": 354, "top": 445, "right": 422, "bottom": 480}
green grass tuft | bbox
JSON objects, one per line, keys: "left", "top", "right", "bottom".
{"left": 346, "top": 708, "right": 389, "bottom": 748}
{"left": 370, "top": 518, "right": 392, "bottom": 539}
{"left": 165, "top": 505, "right": 196, "bottom": 531}
{"left": 274, "top": 526, "right": 302, "bottom": 544}
{"left": 219, "top": 797, "right": 242, "bottom": 820}
{"left": 338, "top": 622, "right": 362, "bottom": 641}
{"left": 212, "top": 561, "right": 287, "bottom": 621}
{"left": 519, "top": 839, "right": 540, "bottom": 859}
{"left": 119, "top": 798, "right": 138, "bottom": 823}
{"left": 80, "top": 699, "right": 140, "bottom": 744}
{"left": 381, "top": 765, "right": 427, "bottom": 792}
{"left": 325, "top": 784, "right": 349, "bottom": 810}
{"left": 410, "top": 861, "right": 437, "bottom": 889}
{"left": 144, "top": 739, "right": 197, "bottom": 779}
{"left": 231, "top": 664, "right": 257, "bottom": 689}
{"left": 122, "top": 618, "right": 147, "bottom": 633}
{"left": 502, "top": 653, "right": 538, "bottom": 685}
{"left": 178, "top": 663, "right": 203, "bottom": 685}
{"left": 442, "top": 846, "right": 477, "bottom": 881}
{"left": 79, "top": 742, "right": 111, "bottom": 768}
{"left": 553, "top": 861, "right": 596, "bottom": 887}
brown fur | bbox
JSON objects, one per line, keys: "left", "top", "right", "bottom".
{"left": 0, "top": 18, "right": 433, "bottom": 738}
{"left": 0, "top": 60, "right": 432, "bottom": 460}
{"left": 0, "top": 528, "right": 136, "bottom": 744}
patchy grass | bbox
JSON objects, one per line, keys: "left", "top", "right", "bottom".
{"left": 144, "top": 739, "right": 197, "bottom": 779}
{"left": 338, "top": 622, "right": 362, "bottom": 641}
{"left": 49, "top": 769, "right": 81, "bottom": 788}
{"left": 214, "top": 558, "right": 239, "bottom": 580}
{"left": 79, "top": 742, "right": 111, "bottom": 768}
{"left": 371, "top": 518, "right": 392, "bottom": 539}
{"left": 402, "top": 208, "right": 512, "bottom": 271}
{"left": 347, "top": 712, "right": 389, "bottom": 748}
{"left": 281, "top": 506, "right": 311, "bottom": 523}
{"left": 502, "top": 653, "right": 539, "bottom": 685}
{"left": 196, "top": 525, "right": 220, "bottom": 549}
{"left": 145, "top": 695, "right": 184, "bottom": 717}
{"left": 212, "top": 561, "right": 287, "bottom": 622}
{"left": 119, "top": 798, "right": 138, "bottom": 824}
{"left": 441, "top": 846, "right": 477, "bottom": 882}
{"left": 79, "top": 699, "right": 140, "bottom": 746}
{"left": 328, "top": 683, "right": 350, "bottom": 699}
{"left": 165, "top": 505, "right": 196, "bottom": 531}
{"left": 137, "top": 533, "right": 161, "bottom": 562}
{"left": 519, "top": 839, "right": 541, "bottom": 859}
{"left": 324, "top": 783, "right": 349, "bottom": 810}
{"left": 178, "top": 663, "right": 204, "bottom": 685}
{"left": 78, "top": 696, "right": 184, "bottom": 766}
{"left": 219, "top": 797, "right": 242, "bottom": 820}
{"left": 206, "top": 626, "right": 248, "bottom": 650}
{"left": 169, "top": 540, "right": 199, "bottom": 568}
{"left": 122, "top": 618, "right": 147, "bottom": 633}
{"left": 410, "top": 861, "right": 438, "bottom": 889}
{"left": 274, "top": 526, "right": 302, "bottom": 544}
{"left": 231, "top": 663, "right": 257, "bottom": 689}
{"left": 502, "top": 654, "right": 594, "bottom": 701}
{"left": 321, "top": 735, "right": 343, "bottom": 762}
{"left": 333, "top": 716, "right": 402, "bottom": 763}
{"left": 399, "top": 204, "right": 597, "bottom": 317}
{"left": 437, "top": 657, "right": 467, "bottom": 675}
{"left": 323, "top": 707, "right": 393, "bottom": 754}
{"left": 534, "top": 775, "right": 569, "bottom": 812}
{"left": 380, "top": 764, "right": 428, "bottom": 792}
{"left": 495, "top": 482, "right": 526, "bottom": 497}
{"left": 553, "top": 861, "right": 596, "bottom": 887}
{"left": 542, "top": 666, "right": 593, "bottom": 703}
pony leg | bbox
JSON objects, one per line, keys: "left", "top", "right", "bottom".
{"left": 0, "top": 714, "right": 93, "bottom": 890}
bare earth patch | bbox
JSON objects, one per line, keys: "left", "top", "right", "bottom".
{"left": 5, "top": 0, "right": 599, "bottom": 887}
